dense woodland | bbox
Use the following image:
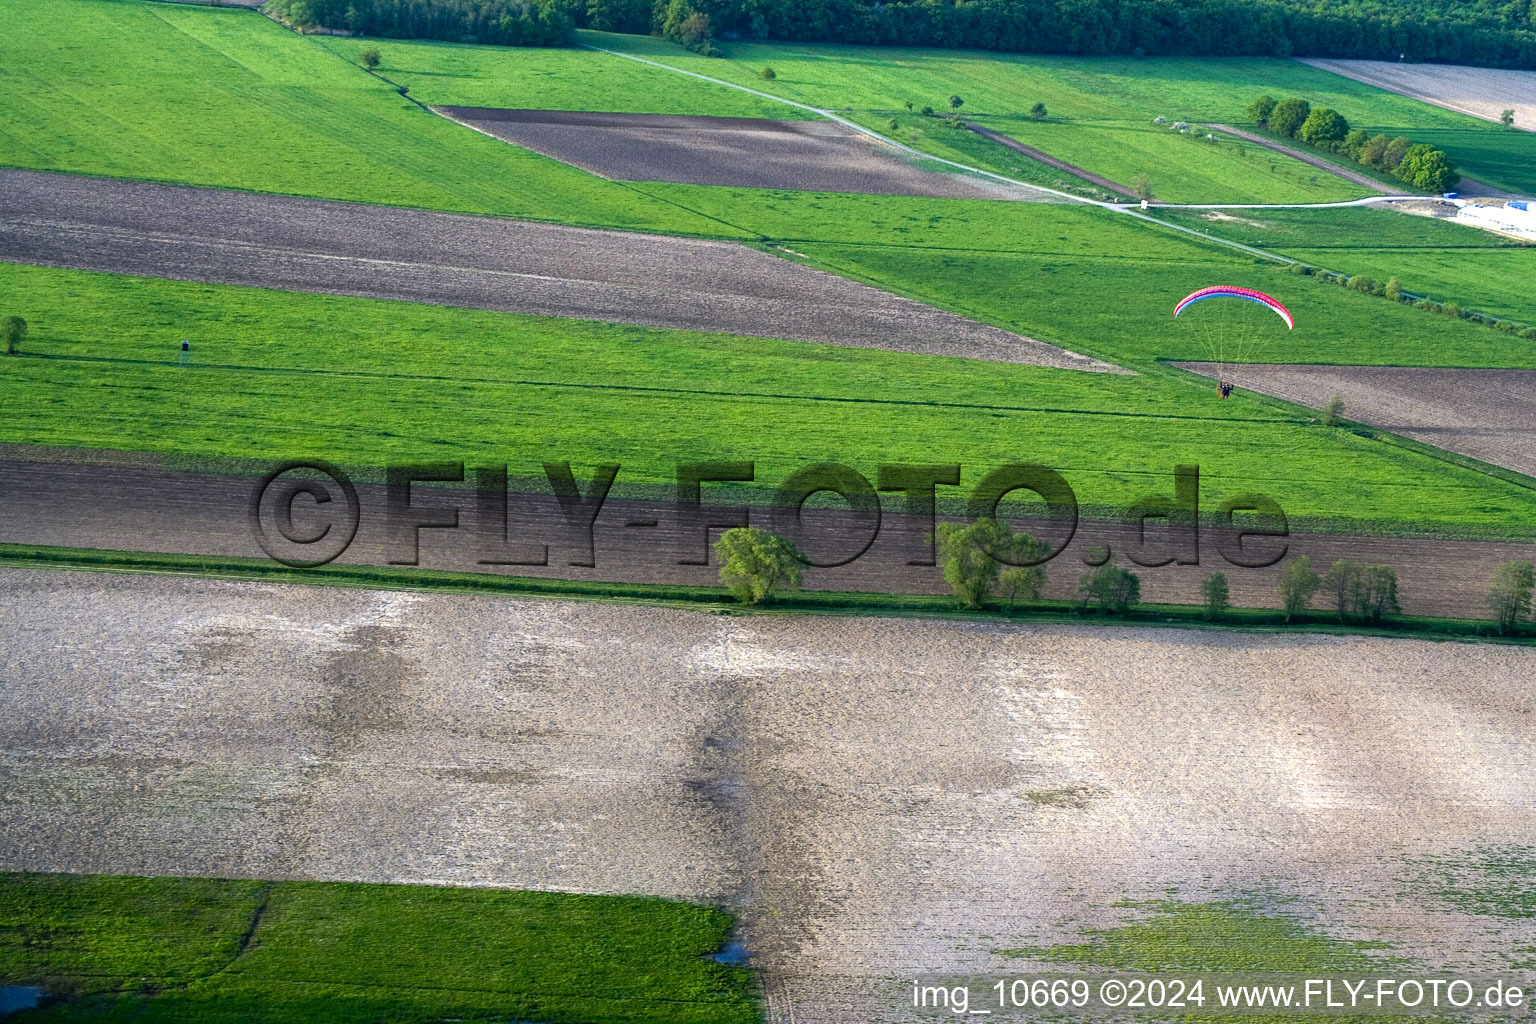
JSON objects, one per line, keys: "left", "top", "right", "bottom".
{"left": 267, "top": 0, "right": 1536, "bottom": 67}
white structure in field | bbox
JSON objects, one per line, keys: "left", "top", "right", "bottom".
{"left": 1452, "top": 199, "right": 1536, "bottom": 241}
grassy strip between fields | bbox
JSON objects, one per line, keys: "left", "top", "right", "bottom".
{"left": 3, "top": 542, "right": 1531, "bottom": 645}
{"left": 0, "top": 871, "right": 759, "bottom": 1024}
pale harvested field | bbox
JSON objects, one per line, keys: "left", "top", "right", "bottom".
{"left": 1301, "top": 58, "right": 1536, "bottom": 132}
{"left": 3, "top": 570, "right": 1535, "bottom": 1023}
{"left": 0, "top": 169, "right": 1106, "bottom": 369}
{"left": 1178, "top": 362, "right": 1536, "bottom": 478}
{"left": 438, "top": 107, "right": 1059, "bottom": 202}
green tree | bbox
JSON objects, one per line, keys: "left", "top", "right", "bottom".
{"left": 1000, "top": 564, "right": 1045, "bottom": 613}
{"left": 1277, "top": 555, "right": 1319, "bottom": 622}
{"left": 1, "top": 315, "right": 25, "bottom": 356}
{"left": 1382, "top": 136, "right": 1413, "bottom": 170}
{"left": 1340, "top": 127, "right": 1370, "bottom": 159}
{"left": 1078, "top": 564, "right": 1140, "bottom": 615}
{"left": 1384, "top": 277, "right": 1404, "bottom": 301}
{"left": 1245, "top": 94, "right": 1277, "bottom": 125}
{"left": 920, "top": 105, "right": 934, "bottom": 116}
{"left": 888, "top": 118, "right": 900, "bottom": 130}
{"left": 715, "top": 527, "right": 803, "bottom": 605}
{"left": 1501, "top": 108, "right": 1517, "bottom": 129}
{"left": 1320, "top": 560, "right": 1400, "bottom": 624}
{"left": 359, "top": 46, "right": 381, "bottom": 70}
{"left": 1321, "top": 392, "right": 1345, "bottom": 426}
{"left": 1202, "top": 572, "right": 1230, "bottom": 622}
{"left": 759, "top": 66, "right": 776, "bottom": 80}
{"left": 1359, "top": 133, "right": 1392, "bottom": 167}
{"left": 1028, "top": 101, "right": 1047, "bottom": 120}
{"left": 1297, "top": 106, "right": 1349, "bottom": 145}
{"left": 1134, "top": 174, "right": 1153, "bottom": 202}
{"left": 1268, "top": 97, "right": 1311, "bottom": 137}
{"left": 949, "top": 94, "right": 964, "bottom": 111}
{"left": 1487, "top": 561, "right": 1534, "bottom": 634}
{"left": 1395, "top": 145, "right": 1460, "bottom": 191}
{"left": 935, "top": 519, "right": 1005, "bottom": 609}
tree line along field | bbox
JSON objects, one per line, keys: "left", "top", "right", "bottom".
{"left": 5, "top": 262, "right": 1536, "bottom": 537}
{"left": 0, "top": 872, "right": 757, "bottom": 1023}
{"left": 557, "top": 31, "right": 1536, "bottom": 197}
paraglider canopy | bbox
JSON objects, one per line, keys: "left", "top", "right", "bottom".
{"left": 1173, "top": 286, "right": 1294, "bottom": 390}
{"left": 1174, "top": 286, "right": 1294, "bottom": 330}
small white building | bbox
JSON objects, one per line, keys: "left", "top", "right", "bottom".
{"left": 1453, "top": 199, "right": 1536, "bottom": 241}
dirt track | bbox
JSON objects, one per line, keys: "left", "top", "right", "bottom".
{"left": 964, "top": 121, "right": 1132, "bottom": 196}
{"left": 0, "top": 168, "right": 1108, "bottom": 370}
{"left": 1300, "top": 58, "right": 1536, "bottom": 134}
{"left": 1177, "top": 362, "right": 1536, "bottom": 478}
{"left": 3, "top": 569, "right": 1535, "bottom": 1023}
{"left": 1200, "top": 123, "right": 1405, "bottom": 194}
{"left": 438, "top": 107, "right": 1059, "bottom": 202}
{"left": 2, "top": 445, "right": 1532, "bottom": 620}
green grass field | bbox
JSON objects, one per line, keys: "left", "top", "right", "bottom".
{"left": 1156, "top": 207, "right": 1536, "bottom": 323}
{"left": 5, "top": 263, "right": 1535, "bottom": 534}
{"left": 0, "top": 872, "right": 758, "bottom": 1023}
{"left": 581, "top": 33, "right": 1536, "bottom": 198}
{"left": 0, "top": 0, "right": 739, "bottom": 235}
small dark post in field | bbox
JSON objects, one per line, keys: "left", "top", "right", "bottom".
{"left": 1201, "top": 572, "right": 1230, "bottom": 621}
{"left": 2, "top": 315, "right": 25, "bottom": 355}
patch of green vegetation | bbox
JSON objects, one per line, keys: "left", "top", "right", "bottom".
{"left": 1000, "top": 899, "right": 1392, "bottom": 973}
{"left": 631, "top": 185, "right": 1199, "bottom": 252}
{"left": 0, "top": 0, "right": 738, "bottom": 235}
{"left": 1276, "top": 248, "right": 1536, "bottom": 324}
{"left": 1155, "top": 207, "right": 1536, "bottom": 323}
{"left": 999, "top": 899, "right": 1416, "bottom": 1023}
{"left": 321, "top": 33, "right": 809, "bottom": 118}
{"left": 584, "top": 34, "right": 1536, "bottom": 196}
{"left": 0, "top": 872, "right": 758, "bottom": 1024}
{"left": 1155, "top": 206, "right": 1523, "bottom": 251}
{"left": 793, "top": 240, "right": 1536, "bottom": 370}
{"left": 1429, "top": 846, "right": 1536, "bottom": 920}
{"left": 7, "top": 263, "right": 1536, "bottom": 534}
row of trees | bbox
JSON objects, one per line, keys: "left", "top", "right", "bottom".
{"left": 1246, "top": 94, "right": 1459, "bottom": 192}
{"left": 1286, "top": 261, "right": 1536, "bottom": 341}
{"left": 266, "top": 0, "right": 577, "bottom": 46}
{"left": 715, "top": 525, "right": 1536, "bottom": 640}
{"left": 263, "top": 0, "right": 1536, "bottom": 67}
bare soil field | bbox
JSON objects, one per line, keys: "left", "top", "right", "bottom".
{"left": 1178, "top": 362, "right": 1536, "bottom": 478}
{"left": 3, "top": 569, "right": 1535, "bottom": 1023}
{"left": 1300, "top": 58, "right": 1536, "bottom": 132}
{"left": 437, "top": 107, "right": 1058, "bottom": 201}
{"left": 0, "top": 169, "right": 1105, "bottom": 368}
{"left": 2, "top": 445, "right": 1532, "bottom": 619}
